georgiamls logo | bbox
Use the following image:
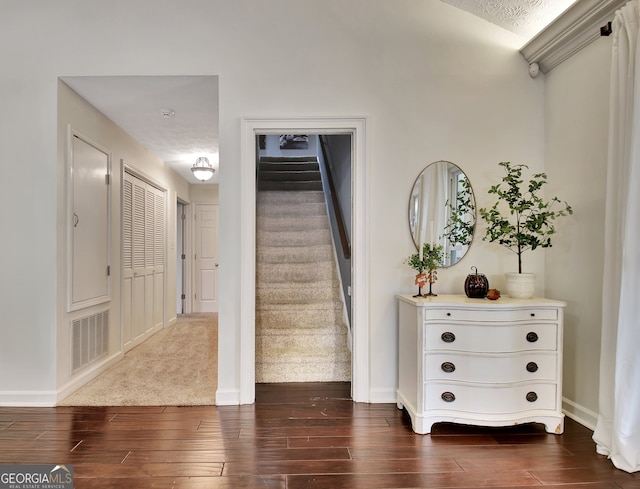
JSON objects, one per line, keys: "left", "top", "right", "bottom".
{"left": 0, "top": 464, "right": 74, "bottom": 488}
{"left": 52, "top": 465, "right": 72, "bottom": 476}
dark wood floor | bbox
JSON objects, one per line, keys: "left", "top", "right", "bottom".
{"left": 1, "top": 382, "right": 638, "bottom": 488}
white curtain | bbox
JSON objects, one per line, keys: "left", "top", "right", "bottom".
{"left": 593, "top": 0, "right": 640, "bottom": 473}
{"left": 417, "top": 161, "right": 448, "bottom": 247}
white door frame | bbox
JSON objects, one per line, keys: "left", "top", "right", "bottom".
{"left": 240, "top": 117, "right": 369, "bottom": 404}
{"left": 176, "top": 199, "right": 191, "bottom": 315}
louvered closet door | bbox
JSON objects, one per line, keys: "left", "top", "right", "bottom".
{"left": 122, "top": 172, "right": 166, "bottom": 350}
{"left": 151, "top": 185, "right": 165, "bottom": 331}
{"left": 122, "top": 177, "right": 134, "bottom": 345}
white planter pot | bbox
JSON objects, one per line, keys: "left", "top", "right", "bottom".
{"left": 504, "top": 272, "right": 536, "bottom": 299}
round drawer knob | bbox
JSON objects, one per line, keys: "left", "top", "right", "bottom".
{"left": 441, "top": 362, "right": 456, "bottom": 373}
{"left": 441, "top": 332, "right": 456, "bottom": 343}
{"left": 526, "top": 332, "right": 539, "bottom": 343}
{"left": 441, "top": 391, "right": 456, "bottom": 402}
{"left": 526, "top": 362, "right": 539, "bottom": 373}
{"left": 526, "top": 391, "right": 538, "bottom": 402}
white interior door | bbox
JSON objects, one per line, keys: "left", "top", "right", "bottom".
{"left": 69, "top": 133, "right": 111, "bottom": 311}
{"left": 193, "top": 204, "right": 219, "bottom": 313}
{"left": 123, "top": 171, "right": 166, "bottom": 350}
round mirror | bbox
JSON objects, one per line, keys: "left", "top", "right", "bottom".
{"left": 408, "top": 161, "right": 476, "bottom": 267}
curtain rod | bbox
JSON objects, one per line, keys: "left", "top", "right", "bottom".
{"left": 601, "top": 21, "right": 612, "bottom": 36}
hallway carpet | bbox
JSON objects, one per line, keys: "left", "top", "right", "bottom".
{"left": 59, "top": 313, "right": 217, "bottom": 406}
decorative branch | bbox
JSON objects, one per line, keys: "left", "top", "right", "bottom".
{"left": 479, "top": 162, "right": 573, "bottom": 273}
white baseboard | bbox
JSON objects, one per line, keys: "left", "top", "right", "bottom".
{"left": 124, "top": 323, "right": 164, "bottom": 352}
{"left": 215, "top": 388, "right": 239, "bottom": 405}
{"left": 563, "top": 397, "right": 598, "bottom": 431}
{"left": 56, "top": 351, "right": 124, "bottom": 404}
{"left": 0, "top": 351, "right": 125, "bottom": 406}
{"left": 0, "top": 390, "right": 58, "bottom": 407}
{"left": 368, "top": 387, "right": 396, "bottom": 403}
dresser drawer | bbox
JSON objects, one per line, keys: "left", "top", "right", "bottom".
{"left": 425, "top": 323, "right": 558, "bottom": 352}
{"left": 424, "top": 382, "right": 557, "bottom": 413}
{"left": 424, "top": 307, "right": 557, "bottom": 323}
{"left": 424, "top": 352, "right": 558, "bottom": 383}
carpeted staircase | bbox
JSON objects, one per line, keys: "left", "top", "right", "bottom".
{"left": 257, "top": 156, "right": 323, "bottom": 191}
{"left": 256, "top": 156, "right": 351, "bottom": 383}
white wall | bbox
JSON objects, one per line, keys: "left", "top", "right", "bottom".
{"left": 55, "top": 81, "right": 191, "bottom": 400}
{"left": 0, "top": 0, "right": 550, "bottom": 404}
{"left": 189, "top": 184, "right": 219, "bottom": 205}
{"left": 544, "top": 37, "right": 612, "bottom": 428}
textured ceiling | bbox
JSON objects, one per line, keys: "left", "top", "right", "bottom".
{"left": 442, "top": 0, "right": 577, "bottom": 40}
{"left": 62, "top": 76, "right": 219, "bottom": 185}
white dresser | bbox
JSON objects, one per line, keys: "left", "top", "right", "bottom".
{"left": 396, "top": 294, "right": 566, "bottom": 435}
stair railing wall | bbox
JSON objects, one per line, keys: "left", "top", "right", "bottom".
{"left": 318, "top": 135, "right": 352, "bottom": 325}
{"left": 255, "top": 135, "right": 263, "bottom": 189}
{"left": 319, "top": 136, "right": 351, "bottom": 259}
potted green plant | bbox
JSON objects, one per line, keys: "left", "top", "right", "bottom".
{"left": 478, "top": 162, "right": 573, "bottom": 299}
{"left": 406, "top": 243, "right": 445, "bottom": 297}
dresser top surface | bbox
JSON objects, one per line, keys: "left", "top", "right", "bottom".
{"left": 396, "top": 294, "right": 566, "bottom": 308}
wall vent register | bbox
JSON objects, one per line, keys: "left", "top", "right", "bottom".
{"left": 71, "top": 309, "right": 109, "bottom": 373}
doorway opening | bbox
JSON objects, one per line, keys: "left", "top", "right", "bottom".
{"left": 254, "top": 134, "right": 352, "bottom": 385}
{"left": 235, "top": 117, "right": 369, "bottom": 406}
{"left": 57, "top": 75, "right": 219, "bottom": 406}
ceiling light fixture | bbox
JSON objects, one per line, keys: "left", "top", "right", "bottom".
{"left": 191, "top": 156, "right": 215, "bottom": 182}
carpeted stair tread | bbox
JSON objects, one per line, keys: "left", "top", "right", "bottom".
{"left": 257, "top": 215, "right": 329, "bottom": 231}
{"left": 257, "top": 286, "right": 339, "bottom": 305}
{"left": 255, "top": 360, "right": 351, "bottom": 383}
{"left": 257, "top": 159, "right": 323, "bottom": 192}
{"left": 256, "top": 299, "right": 344, "bottom": 310}
{"left": 256, "top": 292, "right": 341, "bottom": 305}
{"left": 256, "top": 279, "right": 337, "bottom": 291}
{"left": 257, "top": 229, "right": 332, "bottom": 246}
{"left": 257, "top": 244, "right": 334, "bottom": 263}
{"left": 258, "top": 181, "right": 323, "bottom": 191}
{"left": 259, "top": 156, "right": 320, "bottom": 163}
{"left": 257, "top": 262, "right": 336, "bottom": 283}
{"left": 256, "top": 320, "right": 345, "bottom": 331}
{"left": 256, "top": 308, "right": 344, "bottom": 328}
{"left": 256, "top": 346, "right": 351, "bottom": 364}
{"left": 256, "top": 329, "right": 349, "bottom": 346}
{"left": 256, "top": 344, "right": 350, "bottom": 366}
{"left": 256, "top": 304, "right": 345, "bottom": 324}
{"left": 259, "top": 162, "right": 320, "bottom": 172}
{"left": 257, "top": 190, "right": 325, "bottom": 204}
{"left": 259, "top": 170, "right": 322, "bottom": 182}
{"left": 257, "top": 323, "right": 348, "bottom": 337}
{"left": 257, "top": 202, "right": 327, "bottom": 218}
